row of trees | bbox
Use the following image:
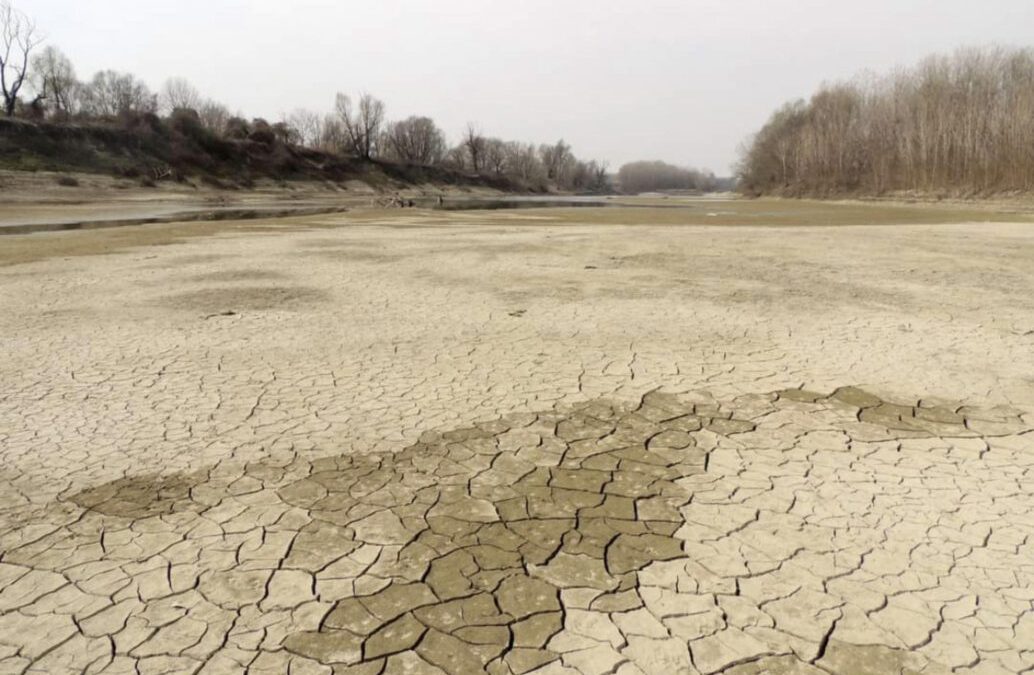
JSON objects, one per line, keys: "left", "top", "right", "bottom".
{"left": 448, "top": 128, "right": 608, "bottom": 191}
{"left": 616, "top": 160, "right": 718, "bottom": 194}
{"left": 280, "top": 105, "right": 609, "bottom": 191}
{"left": 0, "top": 0, "right": 610, "bottom": 191}
{"left": 738, "top": 46, "right": 1034, "bottom": 196}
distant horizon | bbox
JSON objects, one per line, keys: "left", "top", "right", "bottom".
{"left": 18, "top": 0, "right": 1034, "bottom": 174}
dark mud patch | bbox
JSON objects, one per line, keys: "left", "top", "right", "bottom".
{"left": 163, "top": 253, "right": 236, "bottom": 266}
{"left": 309, "top": 248, "right": 409, "bottom": 264}
{"left": 158, "top": 285, "right": 328, "bottom": 312}
{"left": 277, "top": 391, "right": 755, "bottom": 672}
{"left": 296, "top": 237, "right": 384, "bottom": 249}
{"left": 295, "top": 238, "right": 409, "bottom": 263}
{"left": 69, "top": 471, "right": 209, "bottom": 519}
{"left": 188, "top": 269, "right": 289, "bottom": 283}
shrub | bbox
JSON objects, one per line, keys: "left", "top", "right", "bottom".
{"left": 248, "top": 118, "right": 276, "bottom": 146}
{"left": 169, "top": 108, "right": 205, "bottom": 138}
{"left": 118, "top": 111, "right": 164, "bottom": 135}
{"left": 224, "top": 117, "right": 250, "bottom": 140}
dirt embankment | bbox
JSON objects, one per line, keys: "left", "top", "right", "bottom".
{"left": 0, "top": 116, "right": 520, "bottom": 193}
{"left": 0, "top": 167, "right": 515, "bottom": 235}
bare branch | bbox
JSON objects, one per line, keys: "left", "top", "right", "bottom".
{"left": 1, "top": 0, "right": 43, "bottom": 116}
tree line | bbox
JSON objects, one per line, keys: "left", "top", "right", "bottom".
{"left": 737, "top": 46, "right": 1034, "bottom": 196}
{"left": 616, "top": 160, "right": 718, "bottom": 194}
{"left": 0, "top": 0, "right": 611, "bottom": 191}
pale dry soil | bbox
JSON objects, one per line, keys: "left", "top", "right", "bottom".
{"left": 1, "top": 202, "right": 1034, "bottom": 675}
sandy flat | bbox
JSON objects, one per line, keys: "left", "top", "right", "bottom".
{"left": 0, "top": 201, "right": 1032, "bottom": 674}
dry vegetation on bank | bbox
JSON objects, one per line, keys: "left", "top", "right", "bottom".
{"left": 738, "top": 47, "right": 1034, "bottom": 198}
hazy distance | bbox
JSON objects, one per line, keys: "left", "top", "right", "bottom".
{"left": 26, "top": 0, "right": 1034, "bottom": 174}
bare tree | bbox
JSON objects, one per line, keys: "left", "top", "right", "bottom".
{"left": 320, "top": 114, "right": 345, "bottom": 152}
{"left": 588, "top": 160, "right": 610, "bottom": 191}
{"left": 159, "top": 77, "right": 202, "bottom": 114}
{"left": 462, "top": 123, "right": 486, "bottom": 173}
{"left": 286, "top": 108, "right": 324, "bottom": 148}
{"left": 197, "top": 99, "right": 230, "bottom": 135}
{"left": 503, "top": 141, "right": 544, "bottom": 183}
{"left": 482, "top": 138, "right": 508, "bottom": 175}
{"left": 79, "top": 70, "right": 156, "bottom": 117}
{"left": 335, "top": 92, "right": 385, "bottom": 159}
{"left": 271, "top": 121, "right": 298, "bottom": 145}
{"left": 539, "top": 139, "right": 572, "bottom": 186}
{"left": 1, "top": 0, "right": 41, "bottom": 116}
{"left": 381, "top": 116, "right": 446, "bottom": 165}
{"left": 441, "top": 144, "right": 469, "bottom": 172}
{"left": 29, "top": 45, "right": 76, "bottom": 117}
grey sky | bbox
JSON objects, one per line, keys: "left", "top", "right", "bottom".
{"left": 24, "top": 0, "right": 1034, "bottom": 173}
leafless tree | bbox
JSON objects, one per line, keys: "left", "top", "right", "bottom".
{"left": 463, "top": 123, "right": 486, "bottom": 173}
{"left": 587, "top": 160, "right": 610, "bottom": 191}
{"left": 271, "top": 121, "right": 298, "bottom": 145}
{"left": 570, "top": 161, "right": 593, "bottom": 190}
{"left": 198, "top": 99, "right": 230, "bottom": 135}
{"left": 539, "top": 139, "right": 572, "bottom": 185}
{"left": 1, "top": 0, "right": 41, "bottom": 116}
{"left": 320, "top": 114, "right": 346, "bottom": 152}
{"left": 159, "top": 77, "right": 202, "bottom": 114}
{"left": 381, "top": 115, "right": 446, "bottom": 165}
{"left": 79, "top": 70, "right": 156, "bottom": 117}
{"left": 29, "top": 45, "right": 76, "bottom": 117}
{"left": 503, "top": 141, "right": 544, "bottom": 183}
{"left": 285, "top": 108, "right": 325, "bottom": 148}
{"left": 441, "top": 144, "right": 469, "bottom": 172}
{"left": 335, "top": 92, "right": 385, "bottom": 159}
{"left": 483, "top": 138, "right": 508, "bottom": 175}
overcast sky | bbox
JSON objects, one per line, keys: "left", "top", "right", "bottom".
{"left": 22, "top": 0, "right": 1034, "bottom": 173}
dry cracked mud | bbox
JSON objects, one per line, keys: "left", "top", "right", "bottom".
{"left": 2, "top": 204, "right": 1034, "bottom": 674}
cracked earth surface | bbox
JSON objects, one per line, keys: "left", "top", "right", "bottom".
{"left": 2, "top": 208, "right": 1034, "bottom": 674}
